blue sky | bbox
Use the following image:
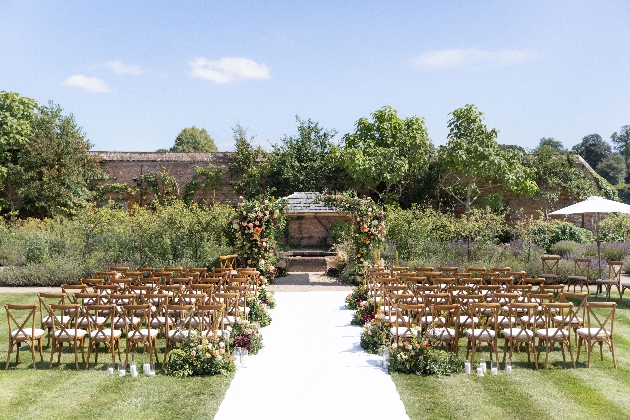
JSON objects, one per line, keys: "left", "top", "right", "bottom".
{"left": 1, "top": 1, "right": 629, "bottom": 152}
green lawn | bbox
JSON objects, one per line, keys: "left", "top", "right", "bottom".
{"left": 392, "top": 292, "right": 630, "bottom": 420}
{"left": 0, "top": 293, "right": 233, "bottom": 420}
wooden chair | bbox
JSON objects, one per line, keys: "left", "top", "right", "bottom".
{"left": 80, "top": 278, "right": 105, "bottom": 292}
{"left": 567, "top": 259, "right": 591, "bottom": 293}
{"left": 122, "top": 304, "right": 158, "bottom": 366}
{"left": 541, "top": 284, "right": 565, "bottom": 300}
{"left": 94, "top": 271, "right": 117, "bottom": 282}
{"left": 188, "top": 267, "right": 208, "bottom": 279}
{"left": 142, "top": 293, "right": 172, "bottom": 335}
{"left": 389, "top": 302, "right": 424, "bottom": 343}
{"left": 437, "top": 266, "right": 459, "bottom": 276}
{"left": 5, "top": 304, "right": 44, "bottom": 369}
{"left": 163, "top": 266, "right": 184, "bottom": 277}
{"left": 48, "top": 303, "right": 87, "bottom": 370}
{"left": 212, "top": 292, "right": 240, "bottom": 328}
{"left": 454, "top": 294, "right": 484, "bottom": 335}
{"left": 507, "top": 271, "right": 527, "bottom": 284}
{"left": 540, "top": 255, "right": 561, "bottom": 285}
{"left": 465, "top": 302, "right": 500, "bottom": 363}
{"left": 196, "top": 304, "right": 224, "bottom": 339}
{"left": 136, "top": 267, "right": 156, "bottom": 277}
{"left": 220, "top": 254, "right": 238, "bottom": 270}
{"left": 596, "top": 261, "right": 623, "bottom": 301}
{"left": 502, "top": 302, "right": 538, "bottom": 369}
{"left": 85, "top": 304, "right": 121, "bottom": 369}
{"left": 466, "top": 267, "right": 487, "bottom": 278}
{"left": 556, "top": 292, "right": 588, "bottom": 344}
{"left": 523, "top": 277, "right": 545, "bottom": 292}
{"left": 427, "top": 304, "right": 460, "bottom": 356}
{"left": 536, "top": 302, "right": 576, "bottom": 369}
{"left": 163, "top": 304, "right": 195, "bottom": 366}
{"left": 491, "top": 267, "right": 511, "bottom": 278}
{"left": 109, "top": 266, "right": 130, "bottom": 274}
{"left": 37, "top": 292, "right": 67, "bottom": 347}
{"left": 521, "top": 293, "right": 554, "bottom": 329}
{"left": 576, "top": 302, "right": 617, "bottom": 368}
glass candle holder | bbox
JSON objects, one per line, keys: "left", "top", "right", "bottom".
{"left": 491, "top": 361, "right": 498, "bottom": 375}
{"left": 148, "top": 362, "right": 156, "bottom": 377}
{"left": 118, "top": 362, "right": 126, "bottom": 377}
{"left": 464, "top": 360, "right": 471, "bottom": 375}
{"left": 506, "top": 359, "right": 513, "bottom": 374}
{"left": 107, "top": 363, "right": 114, "bottom": 375}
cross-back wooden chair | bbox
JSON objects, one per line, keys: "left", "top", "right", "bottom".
{"left": 521, "top": 293, "right": 554, "bottom": 329}
{"left": 163, "top": 266, "right": 184, "bottom": 277}
{"left": 94, "top": 271, "right": 117, "bottom": 282}
{"left": 48, "top": 303, "right": 87, "bottom": 370}
{"left": 219, "top": 254, "right": 238, "bottom": 270}
{"left": 136, "top": 267, "right": 155, "bottom": 277}
{"left": 427, "top": 303, "right": 460, "bottom": 356}
{"left": 557, "top": 292, "right": 588, "bottom": 343}
{"left": 523, "top": 277, "right": 545, "bottom": 293}
{"left": 507, "top": 271, "right": 527, "bottom": 284}
{"left": 61, "top": 284, "right": 88, "bottom": 304}
{"left": 466, "top": 302, "right": 501, "bottom": 363}
{"left": 141, "top": 292, "right": 172, "bottom": 335}
{"left": 382, "top": 285, "right": 412, "bottom": 316}
{"left": 212, "top": 292, "right": 240, "bottom": 327}
{"left": 80, "top": 278, "right": 105, "bottom": 292}
{"left": 414, "top": 266, "right": 434, "bottom": 274}
{"left": 596, "top": 261, "right": 623, "bottom": 301}
{"left": 85, "top": 304, "right": 121, "bottom": 369}
{"left": 490, "top": 267, "right": 511, "bottom": 278}
{"left": 163, "top": 304, "right": 195, "bottom": 366}
{"left": 431, "top": 277, "right": 457, "bottom": 292}
{"left": 390, "top": 302, "right": 424, "bottom": 344}
{"left": 109, "top": 277, "right": 132, "bottom": 293}
{"left": 576, "top": 301, "right": 617, "bottom": 368}
{"left": 453, "top": 272, "right": 472, "bottom": 285}
{"left": 567, "top": 259, "right": 591, "bottom": 293}
{"left": 124, "top": 271, "right": 144, "bottom": 283}
{"left": 109, "top": 266, "right": 130, "bottom": 275}
{"left": 438, "top": 266, "right": 459, "bottom": 277}
{"left": 489, "top": 292, "right": 519, "bottom": 330}
{"left": 196, "top": 304, "right": 224, "bottom": 339}
{"left": 109, "top": 293, "right": 140, "bottom": 331}
{"left": 536, "top": 302, "right": 575, "bottom": 369}
{"left": 122, "top": 304, "right": 158, "bottom": 366}
{"left": 540, "top": 255, "right": 561, "bottom": 285}
{"left": 5, "top": 304, "right": 44, "bottom": 369}
{"left": 188, "top": 267, "right": 208, "bottom": 279}
{"left": 490, "top": 276, "right": 514, "bottom": 288}
{"left": 455, "top": 294, "right": 484, "bottom": 336}
{"left": 422, "top": 271, "right": 443, "bottom": 285}
{"left": 508, "top": 284, "right": 532, "bottom": 300}
{"left": 225, "top": 285, "right": 248, "bottom": 320}
{"left": 502, "top": 302, "right": 539, "bottom": 369}
{"left": 466, "top": 267, "right": 487, "bottom": 278}
{"left": 37, "top": 292, "right": 67, "bottom": 347}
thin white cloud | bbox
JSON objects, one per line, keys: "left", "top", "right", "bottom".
{"left": 189, "top": 56, "right": 270, "bottom": 84}
{"left": 103, "top": 60, "right": 143, "bottom": 75}
{"left": 413, "top": 49, "right": 537, "bottom": 70}
{"left": 63, "top": 74, "right": 112, "bottom": 93}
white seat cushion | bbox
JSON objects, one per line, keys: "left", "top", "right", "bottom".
{"left": 89, "top": 329, "right": 122, "bottom": 339}
{"left": 11, "top": 328, "right": 45, "bottom": 338}
{"left": 54, "top": 329, "right": 87, "bottom": 339}
{"left": 576, "top": 327, "right": 611, "bottom": 339}
{"left": 428, "top": 327, "right": 456, "bottom": 339}
{"left": 389, "top": 326, "right": 414, "bottom": 338}
{"left": 128, "top": 328, "right": 158, "bottom": 340}
{"left": 465, "top": 328, "right": 496, "bottom": 339}
{"left": 536, "top": 328, "right": 569, "bottom": 339}
{"left": 502, "top": 328, "right": 534, "bottom": 339}
{"left": 554, "top": 315, "right": 583, "bottom": 326}
{"left": 458, "top": 316, "right": 478, "bottom": 327}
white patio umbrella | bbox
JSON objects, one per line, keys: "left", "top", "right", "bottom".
{"left": 549, "top": 196, "right": 630, "bottom": 279}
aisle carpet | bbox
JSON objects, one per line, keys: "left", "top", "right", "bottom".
{"left": 214, "top": 291, "right": 409, "bottom": 420}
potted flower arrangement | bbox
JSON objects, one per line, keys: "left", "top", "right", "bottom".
{"left": 247, "top": 297, "right": 272, "bottom": 327}
{"left": 351, "top": 299, "right": 375, "bottom": 326}
{"left": 360, "top": 312, "right": 391, "bottom": 353}
{"left": 164, "top": 331, "right": 235, "bottom": 378}
{"left": 258, "top": 285, "right": 276, "bottom": 309}
{"left": 231, "top": 319, "right": 264, "bottom": 355}
{"left": 388, "top": 328, "right": 462, "bottom": 376}
{"left": 345, "top": 283, "right": 368, "bottom": 310}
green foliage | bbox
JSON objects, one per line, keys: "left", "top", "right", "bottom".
{"left": 438, "top": 104, "right": 536, "bottom": 215}
{"left": 351, "top": 299, "right": 375, "bottom": 326}
{"left": 246, "top": 297, "right": 272, "bottom": 327}
{"left": 596, "top": 153, "right": 627, "bottom": 185}
{"left": 231, "top": 319, "right": 264, "bottom": 355}
{"left": 0, "top": 200, "right": 235, "bottom": 286}
{"left": 538, "top": 137, "right": 565, "bottom": 150}
{"left": 599, "top": 213, "right": 630, "bottom": 241}
{"left": 169, "top": 126, "right": 218, "bottom": 152}
{"left": 360, "top": 313, "right": 391, "bottom": 354}
{"left": 265, "top": 116, "right": 344, "bottom": 198}
{"left": 227, "top": 196, "right": 288, "bottom": 275}
{"left": 389, "top": 331, "right": 463, "bottom": 376}
{"left": 183, "top": 164, "right": 225, "bottom": 204}
{"left": 317, "top": 192, "right": 387, "bottom": 276}
{"left": 228, "top": 123, "right": 266, "bottom": 198}
{"left": 0, "top": 91, "right": 38, "bottom": 190}
{"left": 163, "top": 332, "right": 234, "bottom": 378}
{"left": 257, "top": 286, "right": 276, "bottom": 309}
{"left": 3, "top": 101, "right": 106, "bottom": 218}
{"left": 572, "top": 133, "right": 611, "bottom": 169}
{"left": 527, "top": 219, "right": 592, "bottom": 252}
{"left": 333, "top": 106, "right": 433, "bottom": 203}
{"left": 345, "top": 283, "right": 369, "bottom": 310}
{"left": 549, "top": 240, "right": 580, "bottom": 258}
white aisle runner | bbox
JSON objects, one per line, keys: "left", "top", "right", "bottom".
{"left": 214, "top": 291, "right": 409, "bottom": 420}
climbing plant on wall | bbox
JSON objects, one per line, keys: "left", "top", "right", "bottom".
{"left": 227, "top": 196, "right": 288, "bottom": 277}
{"left": 316, "top": 191, "right": 386, "bottom": 277}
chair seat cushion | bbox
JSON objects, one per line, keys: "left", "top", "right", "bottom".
{"left": 421, "top": 316, "right": 445, "bottom": 325}
{"left": 389, "top": 326, "right": 414, "bottom": 338}
{"left": 54, "top": 329, "right": 87, "bottom": 339}
{"left": 167, "top": 329, "right": 190, "bottom": 340}
{"left": 502, "top": 328, "right": 534, "bottom": 339}
{"left": 90, "top": 329, "right": 122, "bottom": 339}
{"left": 465, "top": 328, "right": 496, "bottom": 339}
{"left": 536, "top": 328, "right": 569, "bottom": 339}
{"left": 427, "top": 327, "right": 456, "bottom": 340}
{"left": 498, "top": 316, "right": 516, "bottom": 327}
{"left": 78, "top": 316, "right": 106, "bottom": 328}
{"left": 43, "top": 315, "right": 71, "bottom": 326}
{"left": 576, "top": 327, "right": 611, "bottom": 339}
{"left": 149, "top": 316, "right": 172, "bottom": 328}
{"left": 113, "top": 316, "right": 140, "bottom": 328}
{"left": 11, "top": 328, "right": 45, "bottom": 338}
{"left": 458, "top": 316, "right": 479, "bottom": 327}
{"left": 553, "top": 315, "right": 583, "bottom": 325}
{"left": 128, "top": 328, "right": 158, "bottom": 340}
{"left": 520, "top": 315, "right": 546, "bottom": 327}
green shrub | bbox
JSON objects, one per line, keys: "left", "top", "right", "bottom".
{"left": 528, "top": 220, "right": 592, "bottom": 252}
{"left": 549, "top": 241, "right": 580, "bottom": 258}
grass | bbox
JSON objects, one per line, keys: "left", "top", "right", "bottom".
{"left": 391, "top": 290, "right": 630, "bottom": 420}
{"left": 0, "top": 293, "right": 233, "bottom": 420}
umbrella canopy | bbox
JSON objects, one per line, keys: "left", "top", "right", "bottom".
{"left": 549, "top": 196, "right": 630, "bottom": 284}
{"left": 549, "top": 196, "right": 630, "bottom": 215}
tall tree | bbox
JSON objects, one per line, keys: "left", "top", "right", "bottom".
{"left": 227, "top": 123, "right": 267, "bottom": 199}
{"left": 596, "top": 153, "right": 627, "bottom": 185}
{"left": 4, "top": 101, "right": 106, "bottom": 218}
{"left": 169, "top": 126, "right": 218, "bottom": 152}
{"left": 611, "top": 125, "right": 630, "bottom": 182}
{"left": 332, "top": 106, "right": 433, "bottom": 204}
{"left": 538, "top": 137, "right": 564, "bottom": 151}
{"left": 572, "top": 134, "right": 611, "bottom": 169}
{"left": 437, "top": 104, "right": 537, "bottom": 217}
{"left": 265, "top": 116, "right": 344, "bottom": 198}
{"left": 0, "top": 91, "right": 38, "bottom": 190}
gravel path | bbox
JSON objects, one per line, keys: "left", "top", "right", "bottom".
{"left": 266, "top": 272, "right": 352, "bottom": 292}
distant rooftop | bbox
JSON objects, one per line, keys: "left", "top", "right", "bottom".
{"left": 284, "top": 192, "right": 339, "bottom": 214}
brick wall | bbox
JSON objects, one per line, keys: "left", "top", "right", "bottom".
{"left": 285, "top": 214, "right": 350, "bottom": 247}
